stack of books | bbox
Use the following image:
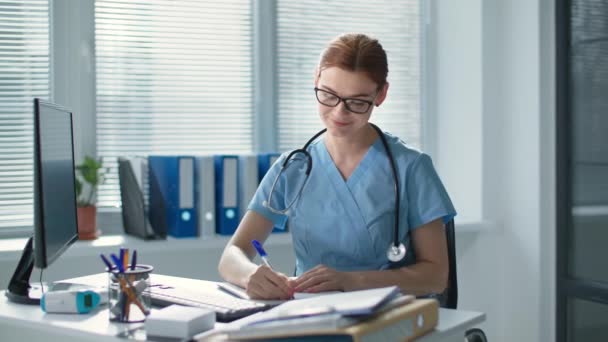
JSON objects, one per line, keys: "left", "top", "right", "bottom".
{"left": 195, "top": 286, "right": 439, "bottom": 342}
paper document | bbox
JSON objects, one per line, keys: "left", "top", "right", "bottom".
{"left": 272, "top": 286, "right": 400, "bottom": 316}
{"left": 293, "top": 290, "right": 342, "bottom": 299}
{"left": 205, "top": 292, "right": 416, "bottom": 341}
{"left": 221, "top": 283, "right": 400, "bottom": 315}
{"left": 220, "top": 282, "right": 376, "bottom": 302}
{"left": 216, "top": 282, "right": 286, "bottom": 306}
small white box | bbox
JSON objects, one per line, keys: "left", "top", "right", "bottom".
{"left": 145, "top": 305, "right": 216, "bottom": 339}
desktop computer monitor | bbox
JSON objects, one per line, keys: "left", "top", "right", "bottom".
{"left": 5, "top": 98, "right": 79, "bottom": 304}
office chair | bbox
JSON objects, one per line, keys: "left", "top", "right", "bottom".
{"left": 442, "top": 219, "right": 488, "bottom": 342}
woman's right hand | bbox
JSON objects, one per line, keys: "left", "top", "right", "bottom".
{"left": 245, "top": 265, "right": 294, "bottom": 300}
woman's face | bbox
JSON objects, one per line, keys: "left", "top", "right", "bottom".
{"left": 315, "top": 67, "right": 387, "bottom": 138}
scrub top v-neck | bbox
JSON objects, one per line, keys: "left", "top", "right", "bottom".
{"left": 249, "top": 130, "right": 456, "bottom": 276}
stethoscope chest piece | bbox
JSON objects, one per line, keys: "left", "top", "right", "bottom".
{"left": 387, "top": 242, "right": 406, "bottom": 262}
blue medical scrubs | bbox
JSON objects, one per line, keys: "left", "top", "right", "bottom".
{"left": 248, "top": 130, "right": 456, "bottom": 276}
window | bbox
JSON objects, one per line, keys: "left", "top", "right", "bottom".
{"left": 0, "top": 0, "right": 49, "bottom": 230}
{"left": 276, "top": 0, "right": 422, "bottom": 151}
{"left": 95, "top": 0, "right": 253, "bottom": 207}
{"left": 1, "top": 1, "right": 426, "bottom": 229}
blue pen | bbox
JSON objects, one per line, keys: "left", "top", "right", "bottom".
{"left": 110, "top": 253, "right": 125, "bottom": 273}
{"left": 252, "top": 240, "right": 272, "bottom": 268}
{"left": 100, "top": 254, "right": 113, "bottom": 271}
{"left": 130, "top": 250, "right": 137, "bottom": 270}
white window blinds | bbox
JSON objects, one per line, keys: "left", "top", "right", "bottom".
{"left": 0, "top": 0, "right": 49, "bottom": 230}
{"left": 276, "top": 0, "right": 421, "bottom": 151}
{"left": 95, "top": 0, "right": 253, "bottom": 207}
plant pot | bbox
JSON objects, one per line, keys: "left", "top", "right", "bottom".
{"left": 77, "top": 205, "right": 98, "bottom": 240}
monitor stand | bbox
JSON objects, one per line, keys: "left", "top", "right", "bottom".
{"left": 5, "top": 237, "right": 42, "bottom": 305}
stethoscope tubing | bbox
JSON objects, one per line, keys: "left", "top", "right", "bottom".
{"left": 370, "top": 124, "right": 401, "bottom": 249}
{"left": 265, "top": 123, "right": 405, "bottom": 262}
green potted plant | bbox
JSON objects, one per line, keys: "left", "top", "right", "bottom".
{"left": 75, "top": 156, "right": 107, "bottom": 240}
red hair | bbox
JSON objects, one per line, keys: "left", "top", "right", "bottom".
{"left": 318, "top": 33, "right": 388, "bottom": 89}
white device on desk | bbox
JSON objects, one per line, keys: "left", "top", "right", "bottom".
{"left": 145, "top": 304, "right": 215, "bottom": 339}
{"left": 40, "top": 289, "right": 101, "bottom": 314}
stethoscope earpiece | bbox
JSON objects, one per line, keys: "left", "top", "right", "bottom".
{"left": 386, "top": 243, "right": 406, "bottom": 262}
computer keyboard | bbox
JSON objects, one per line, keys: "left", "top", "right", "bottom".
{"left": 148, "top": 283, "right": 273, "bottom": 322}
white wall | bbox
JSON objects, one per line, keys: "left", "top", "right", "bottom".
{"left": 432, "top": 0, "right": 483, "bottom": 223}
{"left": 434, "top": 0, "right": 555, "bottom": 342}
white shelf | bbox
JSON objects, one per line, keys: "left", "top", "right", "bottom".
{"left": 0, "top": 233, "right": 293, "bottom": 261}
{"left": 0, "top": 219, "right": 495, "bottom": 260}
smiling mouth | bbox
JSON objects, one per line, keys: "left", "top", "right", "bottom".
{"left": 333, "top": 120, "right": 349, "bottom": 127}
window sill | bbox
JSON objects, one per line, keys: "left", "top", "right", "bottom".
{"left": 0, "top": 219, "right": 494, "bottom": 261}
{"left": 0, "top": 233, "right": 293, "bottom": 262}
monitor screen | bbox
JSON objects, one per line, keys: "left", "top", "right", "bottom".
{"left": 5, "top": 98, "right": 79, "bottom": 304}
{"left": 33, "top": 99, "right": 79, "bottom": 268}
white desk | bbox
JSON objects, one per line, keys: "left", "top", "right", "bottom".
{"left": 419, "top": 309, "right": 486, "bottom": 342}
{"left": 0, "top": 276, "right": 485, "bottom": 342}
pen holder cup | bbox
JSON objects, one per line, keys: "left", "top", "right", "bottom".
{"left": 108, "top": 264, "right": 153, "bottom": 323}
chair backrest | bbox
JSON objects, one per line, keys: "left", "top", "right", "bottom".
{"left": 443, "top": 219, "right": 458, "bottom": 309}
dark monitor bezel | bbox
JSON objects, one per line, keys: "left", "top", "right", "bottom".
{"left": 33, "top": 98, "right": 79, "bottom": 269}
{"left": 5, "top": 98, "right": 79, "bottom": 304}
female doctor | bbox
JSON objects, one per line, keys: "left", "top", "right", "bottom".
{"left": 218, "top": 33, "right": 456, "bottom": 300}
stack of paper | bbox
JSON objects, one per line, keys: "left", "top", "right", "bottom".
{"left": 202, "top": 286, "right": 419, "bottom": 341}
{"left": 269, "top": 286, "right": 400, "bottom": 316}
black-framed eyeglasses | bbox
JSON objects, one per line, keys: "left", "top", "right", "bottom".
{"left": 314, "top": 87, "right": 374, "bottom": 114}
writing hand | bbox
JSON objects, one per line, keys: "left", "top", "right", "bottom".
{"left": 245, "top": 265, "right": 294, "bottom": 300}
{"left": 293, "top": 264, "right": 351, "bottom": 293}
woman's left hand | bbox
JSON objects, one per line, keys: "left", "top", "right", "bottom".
{"left": 292, "top": 264, "right": 352, "bottom": 293}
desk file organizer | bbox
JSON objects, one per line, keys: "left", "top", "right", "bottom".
{"left": 214, "top": 155, "right": 239, "bottom": 235}
{"left": 118, "top": 157, "right": 166, "bottom": 240}
{"left": 148, "top": 156, "right": 198, "bottom": 237}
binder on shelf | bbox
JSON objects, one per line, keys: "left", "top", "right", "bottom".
{"left": 195, "top": 156, "right": 216, "bottom": 237}
{"left": 118, "top": 156, "right": 166, "bottom": 240}
{"left": 238, "top": 154, "right": 259, "bottom": 220}
{"left": 148, "top": 156, "right": 198, "bottom": 238}
{"left": 214, "top": 155, "right": 239, "bottom": 235}
{"left": 258, "top": 152, "right": 286, "bottom": 233}
{"left": 257, "top": 152, "right": 281, "bottom": 183}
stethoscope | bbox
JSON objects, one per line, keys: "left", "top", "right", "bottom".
{"left": 263, "top": 123, "right": 406, "bottom": 263}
